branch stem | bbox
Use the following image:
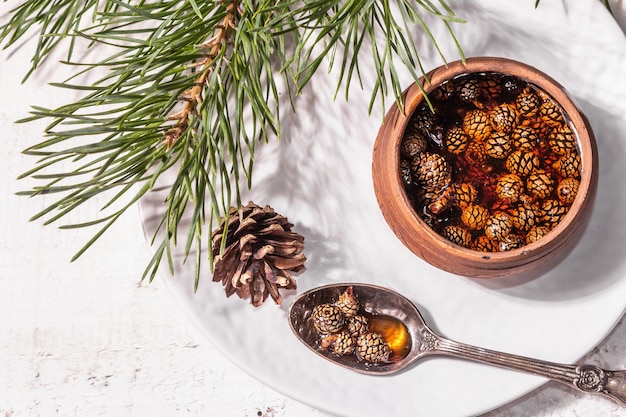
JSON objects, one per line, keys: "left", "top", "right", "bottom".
{"left": 164, "top": 0, "right": 240, "bottom": 147}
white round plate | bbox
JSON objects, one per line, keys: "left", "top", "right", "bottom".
{"left": 140, "top": 1, "right": 626, "bottom": 416}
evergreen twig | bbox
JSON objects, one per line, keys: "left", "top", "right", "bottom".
{"left": 1, "top": 0, "right": 466, "bottom": 289}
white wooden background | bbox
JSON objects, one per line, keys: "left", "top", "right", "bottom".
{"left": 2, "top": 2, "right": 626, "bottom": 416}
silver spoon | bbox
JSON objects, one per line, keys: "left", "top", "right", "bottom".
{"left": 288, "top": 283, "right": 626, "bottom": 407}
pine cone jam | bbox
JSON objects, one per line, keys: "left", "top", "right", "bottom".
{"left": 400, "top": 72, "right": 583, "bottom": 252}
{"left": 311, "top": 287, "right": 410, "bottom": 365}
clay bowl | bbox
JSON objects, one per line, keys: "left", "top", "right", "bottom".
{"left": 372, "top": 57, "right": 598, "bottom": 279}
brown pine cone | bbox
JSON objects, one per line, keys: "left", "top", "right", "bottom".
{"left": 346, "top": 315, "right": 369, "bottom": 338}
{"left": 539, "top": 99, "right": 565, "bottom": 127}
{"left": 480, "top": 73, "right": 502, "bottom": 100}
{"left": 489, "top": 103, "right": 518, "bottom": 133}
{"left": 445, "top": 126, "right": 469, "bottom": 155}
{"left": 356, "top": 332, "right": 392, "bottom": 363}
{"left": 548, "top": 124, "right": 577, "bottom": 155}
{"left": 511, "top": 126, "right": 539, "bottom": 151}
{"left": 472, "top": 235, "right": 499, "bottom": 252}
{"left": 498, "top": 234, "right": 525, "bottom": 251}
{"left": 320, "top": 331, "right": 356, "bottom": 356}
{"left": 484, "top": 212, "right": 513, "bottom": 241}
{"left": 505, "top": 150, "right": 540, "bottom": 178}
{"left": 463, "top": 109, "right": 492, "bottom": 141}
{"left": 485, "top": 131, "right": 513, "bottom": 159}
{"left": 401, "top": 131, "right": 428, "bottom": 158}
{"left": 515, "top": 87, "right": 540, "bottom": 118}
{"left": 313, "top": 303, "right": 345, "bottom": 335}
{"left": 432, "top": 80, "right": 456, "bottom": 101}
{"left": 461, "top": 203, "right": 490, "bottom": 231}
{"left": 527, "top": 170, "right": 555, "bottom": 199}
{"left": 411, "top": 152, "right": 452, "bottom": 191}
{"left": 442, "top": 224, "right": 472, "bottom": 247}
{"left": 452, "top": 182, "right": 478, "bottom": 209}
{"left": 458, "top": 77, "right": 483, "bottom": 108}
{"left": 496, "top": 173, "right": 523, "bottom": 203}
{"left": 526, "top": 225, "right": 551, "bottom": 244}
{"left": 509, "top": 203, "right": 539, "bottom": 232}
{"left": 556, "top": 177, "right": 580, "bottom": 205}
{"left": 211, "top": 202, "right": 306, "bottom": 307}
{"left": 552, "top": 151, "right": 581, "bottom": 178}
{"left": 541, "top": 199, "right": 569, "bottom": 228}
{"left": 336, "top": 286, "right": 359, "bottom": 318}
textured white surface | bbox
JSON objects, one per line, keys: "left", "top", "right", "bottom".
{"left": 1, "top": 1, "right": 626, "bottom": 417}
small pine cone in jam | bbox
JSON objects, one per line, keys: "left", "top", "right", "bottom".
{"left": 458, "top": 77, "right": 483, "bottom": 107}
{"left": 541, "top": 199, "right": 569, "bottom": 228}
{"left": 526, "top": 225, "right": 551, "bottom": 244}
{"left": 484, "top": 212, "right": 513, "bottom": 241}
{"left": 356, "top": 332, "right": 392, "bottom": 364}
{"left": 427, "top": 185, "right": 454, "bottom": 215}
{"left": 412, "top": 152, "right": 452, "bottom": 191}
{"left": 401, "top": 132, "right": 429, "bottom": 158}
{"left": 496, "top": 173, "right": 524, "bottom": 203}
{"left": 505, "top": 150, "right": 540, "bottom": 177}
{"left": 452, "top": 182, "right": 478, "bottom": 209}
{"left": 515, "top": 87, "right": 541, "bottom": 118}
{"left": 410, "top": 107, "right": 438, "bottom": 135}
{"left": 539, "top": 99, "right": 565, "bottom": 127}
{"left": 445, "top": 126, "right": 469, "bottom": 155}
{"left": 556, "top": 177, "right": 580, "bottom": 205}
{"left": 522, "top": 115, "right": 551, "bottom": 140}
{"left": 432, "top": 80, "right": 455, "bottom": 101}
{"left": 511, "top": 125, "right": 539, "bottom": 151}
{"left": 320, "top": 331, "right": 356, "bottom": 356}
{"left": 485, "top": 131, "right": 513, "bottom": 159}
{"left": 312, "top": 303, "right": 345, "bottom": 335}
{"left": 502, "top": 76, "right": 522, "bottom": 95}
{"left": 463, "top": 109, "right": 492, "bottom": 141}
{"left": 336, "top": 286, "right": 359, "bottom": 318}
{"left": 346, "top": 315, "right": 369, "bottom": 339}
{"left": 498, "top": 234, "right": 525, "bottom": 251}
{"left": 489, "top": 103, "right": 518, "bottom": 133}
{"left": 464, "top": 140, "right": 488, "bottom": 167}
{"left": 332, "top": 331, "right": 356, "bottom": 355}
{"left": 461, "top": 203, "right": 490, "bottom": 231}
{"left": 442, "top": 224, "right": 473, "bottom": 247}
{"left": 480, "top": 74, "right": 502, "bottom": 100}
{"left": 472, "top": 235, "right": 500, "bottom": 252}
{"left": 553, "top": 151, "right": 582, "bottom": 178}
{"left": 509, "top": 203, "right": 539, "bottom": 232}
{"left": 527, "top": 170, "right": 555, "bottom": 199}
{"left": 548, "top": 124, "right": 578, "bottom": 155}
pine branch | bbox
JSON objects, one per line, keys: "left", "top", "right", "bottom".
{"left": 2, "top": 0, "right": 465, "bottom": 290}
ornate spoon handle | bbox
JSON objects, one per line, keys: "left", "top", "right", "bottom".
{"left": 423, "top": 331, "right": 626, "bottom": 406}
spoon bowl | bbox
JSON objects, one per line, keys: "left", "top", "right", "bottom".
{"left": 288, "top": 283, "right": 426, "bottom": 375}
{"left": 288, "top": 283, "right": 626, "bottom": 406}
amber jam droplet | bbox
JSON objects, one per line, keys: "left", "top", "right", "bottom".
{"left": 368, "top": 314, "right": 412, "bottom": 361}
